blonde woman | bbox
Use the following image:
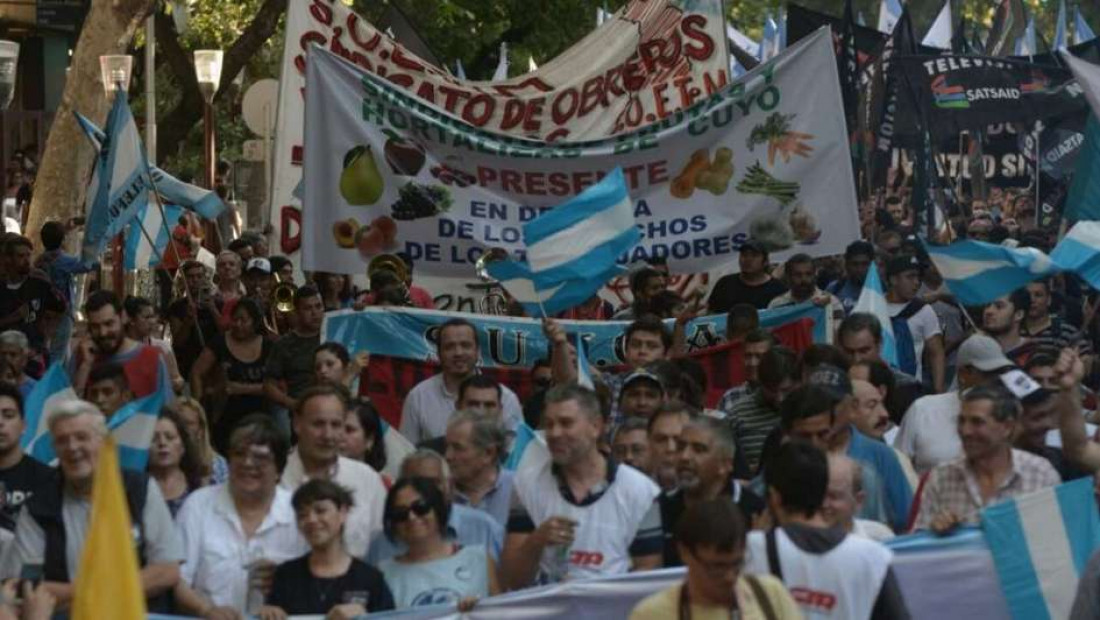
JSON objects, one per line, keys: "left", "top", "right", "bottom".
{"left": 175, "top": 397, "right": 229, "bottom": 484}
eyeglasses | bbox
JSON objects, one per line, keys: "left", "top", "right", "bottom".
{"left": 389, "top": 500, "right": 433, "bottom": 524}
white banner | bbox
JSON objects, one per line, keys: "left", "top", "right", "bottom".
{"left": 271, "top": 0, "right": 731, "bottom": 263}
{"left": 302, "top": 28, "right": 859, "bottom": 279}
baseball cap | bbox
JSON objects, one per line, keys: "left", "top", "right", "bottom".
{"left": 245, "top": 257, "right": 272, "bottom": 274}
{"left": 739, "top": 239, "right": 768, "bottom": 255}
{"left": 885, "top": 254, "right": 921, "bottom": 278}
{"left": 957, "top": 334, "right": 1013, "bottom": 372}
{"left": 622, "top": 369, "right": 664, "bottom": 393}
{"left": 806, "top": 364, "right": 852, "bottom": 401}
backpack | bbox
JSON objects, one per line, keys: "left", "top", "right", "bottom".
{"left": 891, "top": 300, "right": 926, "bottom": 376}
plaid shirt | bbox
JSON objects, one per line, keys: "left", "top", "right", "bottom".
{"left": 913, "top": 448, "right": 1061, "bottom": 531}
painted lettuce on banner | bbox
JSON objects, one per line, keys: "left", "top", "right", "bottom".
{"left": 271, "top": 0, "right": 730, "bottom": 259}
{"left": 302, "top": 28, "right": 859, "bottom": 278}
{"left": 322, "top": 304, "right": 827, "bottom": 369}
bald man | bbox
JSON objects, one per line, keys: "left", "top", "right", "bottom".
{"left": 823, "top": 454, "right": 895, "bottom": 543}
{"left": 850, "top": 379, "right": 918, "bottom": 489}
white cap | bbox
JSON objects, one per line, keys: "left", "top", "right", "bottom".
{"left": 957, "top": 334, "right": 1013, "bottom": 372}
{"left": 245, "top": 257, "right": 271, "bottom": 274}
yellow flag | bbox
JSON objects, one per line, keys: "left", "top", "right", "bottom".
{"left": 71, "top": 437, "right": 147, "bottom": 620}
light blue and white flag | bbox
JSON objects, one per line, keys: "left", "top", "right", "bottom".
{"left": 759, "top": 13, "right": 781, "bottom": 61}
{"left": 923, "top": 239, "right": 1061, "bottom": 306}
{"left": 853, "top": 266, "right": 898, "bottom": 367}
{"left": 922, "top": 0, "right": 953, "bottom": 49}
{"left": 507, "top": 422, "right": 548, "bottom": 479}
{"left": 21, "top": 363, "right": 78, "bottom": 464}
{"left": 80, "top": 91, "right": 154, "bottom": 262}
{"left": 596, "top": 7, "right": 610, "bottom": 27}
{"left": 75, "top": 112, "right": 225, "bottom": 221}
{"left": 492, "top": 42, "right": 509, "bottom": 81}
{"left": 982, "top": 478, "right": 1100, "bottom": 620}
{"left": 1076, "top": 7, "right": 1096, "bottom": 45}
{"left": 878, "top": 0, "right": 903, "bottom": 33}
{"left": 124, "top": 202, "right": 184, "bottom": 270}
{"left": 486, "top": 167, "right": 640, "bottom": 317}
{"left": 107, "top": 386, "right": 167, "bottom": 471}
{"left": 1052, "top": 221, "right": 1100, "bottom": 291}
{"left": 576, "top": 332, "right": 594, "bottom": 390}
{"left": 727, "top": 22, "right": 760, "bottom": 59}
{"left": 1054, "top": 0, "right": 1068, "bottom": 50}
{"left": 1014, "top": 16, "right": 1037, "bottom": 56}
{"left": 454, "top": 59, "right": 467, "bottom": 80}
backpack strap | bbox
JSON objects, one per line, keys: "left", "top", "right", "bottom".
{"left": 745, "top": 574, "right": 779, "bottom": 620}
{"left": 765, "top": 527, "right": 783, "bottom": 581}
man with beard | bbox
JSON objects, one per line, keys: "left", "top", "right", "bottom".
{"left": 501, "top": 385, "right": 662, "bottom": 587}
{"left": 983, "top": 288, "right": 1035, "bottom": 365}
{"left": 0, "top": 384, "right": 53, "bottom": 531}
{"left": 401, "top": 318, "right": 523, "bottom": 443}
{"left": 768, "top": 253, "right": 845, "bottom": 330}
{"left": 0, "top": 235, "right": 64, "bottom": 374}
{"left": 69, "top": 290, "right": 169, "bottom": 399}
{"left": 826, "top": 240, "right": 876, "bottom": 315}
{"left": 659, "top": 416, "right": 763, "bottom": 567}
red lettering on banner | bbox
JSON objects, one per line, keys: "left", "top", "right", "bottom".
{"left": 345, "top": 13, "right": 382, "bottom": 52}
{"left": 622, "top": 56, "right": 646, "bottom": 91}
{"left": 681, "top": 15, "right": 715, "bottom": 60}
{"left": 438, "top": 85, "right": 470, "bottom": 114}
{"left": 653, "top": 82, "right": 671, "bottom": 119}
{"left": 604, "top": 65, "right": 625, "bottom": 97}
{"left": 387, "top": 73, "right": 415, "bottom": 88}
{"left": 391, "top": 46, "right": 427, "bottom": 73}
{"left": 501, "top": 99, "right": 526, "bottom": 131}
{"left": 674, "top": 75, "right": 698, "bottom": 108}
{"left": 569, "top": 551, "right": 605, "bottom": 567}
{"left": 462, "top": 94, "right": 495, "bottom": 126}
{"left": 551, "top": 88, "right": 579, "bottom": 125}
{"left": 790, "top": 588, "right": 837, "bottom": 611}
{"left": 703, "top": 70, "right": 729, "bottom": 95}
{"left": 308, "top": 0, "right": 333, "bottom": 26}
{"left": 415, "top": 81, "right": 437, "bottom": 104}
{"left": 329, "top": 31, "right": 370, "bottom": 71}
{"left": 295, "top": 31, "right": 328, "bottom": 74}
{"left": 638, "top": 39, "right": 666, "bottom": 74}
{"left": 476, "top": 166, "right": 498, "bottom": 187}
{"left": 578, "top": 76, "right": 607, "bottom": 117}
{"left": 523, "top": 98, "right": 546, "bottom": 132}
{"left": 548, "top": 172, "right": 571, "bottom": 196}
{"left": 544, "top": 127, "right": 570, "bottom": 142}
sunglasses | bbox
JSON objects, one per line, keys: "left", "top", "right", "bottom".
{"left": 389, "top": 500, "right": 433, "bottom": 524}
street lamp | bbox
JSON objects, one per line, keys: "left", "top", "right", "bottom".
{"left": 99, "top": 54, "right": 133, "bottom": 96}
{"left": 0, "top": 41, "right": 20, "bottom": 111}
{"left": 194, "top": 50, "right": 223, "bottom": 252}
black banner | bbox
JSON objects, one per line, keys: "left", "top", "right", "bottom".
{"left": 895, "top": 55, "right": 1086, "bottom": 141}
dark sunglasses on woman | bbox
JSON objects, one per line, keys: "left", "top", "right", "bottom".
{"left": 389, "top": 500, "right": 432, "bottom": 524}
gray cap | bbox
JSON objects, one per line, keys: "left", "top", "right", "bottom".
{"left": 957, "top": 334, "right": 1014, "bottom": 372}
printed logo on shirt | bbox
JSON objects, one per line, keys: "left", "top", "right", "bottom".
{"left": 569, "top": 550, "right": 605, "bottom": 567}
{"left": 791, "top": 587, "right": 837, "bottom": 612}
{"left": 455, "top": 565, "right": 473, "bottom": 581}
{"left": 411, "top": 588, "right": 460, "bottom": 607}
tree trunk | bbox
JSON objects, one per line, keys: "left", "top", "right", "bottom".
{"left": 24, "top": 0, "right": 157, "bottom": 249}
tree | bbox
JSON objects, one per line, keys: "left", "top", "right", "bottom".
{"left": 24, "top": 0, "right": 158, "bottom": 248}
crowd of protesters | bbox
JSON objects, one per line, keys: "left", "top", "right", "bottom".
{"left": 1, "top": 189, "right": 1100, "bottom": 620}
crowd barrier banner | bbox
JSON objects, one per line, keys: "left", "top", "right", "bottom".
{"left": 271, "top": 0, "right": 730, "bottom": 262}
{"left": 301, "top": 27, "right": 858, "bottom": 278}
{"left": 323, "top": 305, "right": 824, "bottom": 424}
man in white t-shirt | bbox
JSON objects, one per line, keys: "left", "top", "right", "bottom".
{"left": 401, "top": 318, "right": 523, "bottom": 443}
{"left": 501, "top": 385, "right": 663, "bottom": 588}
{"left": 894, "top": 335, "right": 1013, "bottom": 475}
{"left": 885, "top": 254, "right": 945, "bottom": 393}
{"left": 745, "top": 442, "right": 910, "bottom": 619}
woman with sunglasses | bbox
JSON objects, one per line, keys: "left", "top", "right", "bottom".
{"left": 378, "top": 478, "right": 500, "bottom": 611}
{"left": 260, "top": 479, "right": 395, "bottom": 619}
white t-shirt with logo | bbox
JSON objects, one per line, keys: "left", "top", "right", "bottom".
{"left": 887, "top": 302, "right": 942, "bottom": 379}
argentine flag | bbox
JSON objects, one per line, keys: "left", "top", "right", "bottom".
{"left": 982, "top": 478, "right": 1100, "bottom": 619}
{"left": 21, "top": 363, "right": 78, "bottom": 464}
{"left": 576, "top": 332, "right": 595, "bottom": 390}
{"left": 75, "top": 112, "right": 226, "bottom": 221}
{"left": 1076, "top": 7, "right": 1096, "bottom": 45}
{"left": 1054, "top": 0, "right": 1068, "bottom": 50}
{"left": 759, "top": 13, "right": 781, "bottom": 61}
{"left": 107, "top": 386, "right": 167, "bottom": 471}
{"left": 79, "top": 90, "right": 155, "bottom": 262}
{"left": 923, "top": 239, "right": 1060, "bottom": 306}
{"left": 1052, "top": 222, "right": 1100, "bottom": 291}
{"left": 487, "top": 168, "right": 640, "bottom": 317}
{"left": 124, "top": 202, "right": 184, "bottom": 270}
{"left": 853, "top": 266, "right": 899, "bottom": 368}
{"left": 922, "top": 0, "right": 952, "bottom": 49}
{"left": 878, "top": 0, "right": 903, "bottom": 33}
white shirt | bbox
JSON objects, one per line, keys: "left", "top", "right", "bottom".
{"left": 279, "top": 452, "right": 386, "bottom": 557}
{"left": 176, "top": 484, "right": 308, "bottom": 612}
{"left": 887, "top": 301, "right": 942, "bottom": 379}
{"left": 400, "top": 374, "right": 523, "bottom": 443}
{"left": 852, "top": 519, "right": 896, "bottom": 542}
{"left": 893, "top": 391, "right": 962, "bottom": 475}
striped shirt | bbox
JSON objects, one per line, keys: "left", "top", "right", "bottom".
{"left": 1022, "top": 315, "right": 1093, "bottom": 356}
{"left": 726, "top": 391, "right": 783, "bottom": 473}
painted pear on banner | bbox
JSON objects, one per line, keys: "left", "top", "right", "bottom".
{"left": 339, "top": 145, "right": 384, "bottom": 206}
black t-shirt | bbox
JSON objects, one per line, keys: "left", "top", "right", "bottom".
{"left": 267, "top": 555, "right": 395, "bottom": 615}
{"left": 707, "top": 274, "right": 788, "bottom": 313}
{"left": 659, "top": 483, "right": 765, "bottom": 567}
{"left": 0, "top": 276, "right": 65, "bottom": 352}
{"left": 0, "top": 455, "right": 56, "bottom": 531}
